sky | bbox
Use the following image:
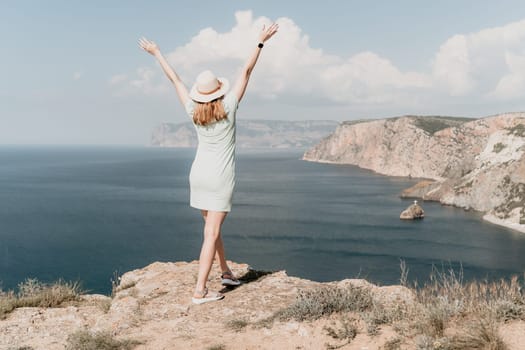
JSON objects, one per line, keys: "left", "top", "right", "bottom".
{"left": 2, "top": 0, "right": 525, "bottom": 145}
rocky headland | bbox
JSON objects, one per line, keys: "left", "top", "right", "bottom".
{"left": 303, "top": 113, "right": 525, "bottom": 233}
{"left": 2, "top": 261, "right": 525, "bottom": 350}
{"left": 151, "top": 120, "right": 339, "bottom": 149}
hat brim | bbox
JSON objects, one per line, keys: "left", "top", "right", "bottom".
{"left": 189, "top": 77, "right": 230, "bottom": 103}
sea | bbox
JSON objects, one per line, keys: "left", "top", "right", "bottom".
{"left": 1, "top": 145, "right": 524, "bottom": 295}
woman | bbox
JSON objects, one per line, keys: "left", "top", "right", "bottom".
{"left": 139, "top": 23, "right": 278, "bottom": 304}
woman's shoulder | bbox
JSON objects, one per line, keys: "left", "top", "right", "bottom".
{"left": 185, "top": 98, "right": 195, "bottom": 116}
{"left": 222, "top": 92, "right": 239, "bottom": 114}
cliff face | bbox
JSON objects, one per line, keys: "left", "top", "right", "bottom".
{"left": 151, "top": 120, "right": 339, "bottom": 149}
{"left": 303, "top": 113, "right": 525, "bottom": 232}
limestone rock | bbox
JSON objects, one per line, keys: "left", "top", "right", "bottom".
{"left": 400, "top": 201, "right": 425, "bottom": 220}
{"left": 0, "top": 261, "right": 414, "bottom": 350}
{"left": 2, "top": 260, "right": 524, "bottom": 349}
{"left": 304, "top": 113, "right": 525, "bottom": 232}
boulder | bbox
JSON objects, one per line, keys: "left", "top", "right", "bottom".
{"left": 400, "top": 200, "right": 425, "bottom": 220}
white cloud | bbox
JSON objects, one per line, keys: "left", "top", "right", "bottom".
{"left": 108, "top": 68, "right": 170, "bottom": 96}
{"left": 117, "top": 10, "right": 430, "bottom": 106}
{"left": 433, "top": 19, "right": 525, "bottom": 100}
{"left": 432, "top": 35, "right": 473, "bottom": 95}
{"left": 113, "top": 11, "right": 525, "bottom": 109}
{"left": 108, "top": 73, "right": 127, "bottom": 85}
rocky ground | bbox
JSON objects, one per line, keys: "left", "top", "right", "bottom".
{"left": 2, "top": 261, "right": 525, "bottom": 350}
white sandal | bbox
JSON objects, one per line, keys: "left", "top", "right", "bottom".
{"left": 221, "top": 271, "right": 241, "bottom": 286}
{"left": 192, "top": 287, "right": 224, "bottom": 305}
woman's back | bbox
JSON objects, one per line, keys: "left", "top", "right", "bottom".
{"left": 185, "top": 93, "right": 239, "bottom": 212}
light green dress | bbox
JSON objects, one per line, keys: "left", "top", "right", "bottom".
{"left": 184, "top": 93, "right": 238, "bottom": 212}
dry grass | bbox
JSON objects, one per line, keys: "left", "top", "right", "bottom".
{"left": 257, "top": 261, "right": 522, "bottom": 348}
{"left": 406, "top": 263, "right": 523, "bottom": 347}
{"left": 66, "top": 330, "right": 142, "bottom": 350}
{"left": 413, "top": 265, "right": 524, "bottom": 322}
{"left": 0, "top": 278, "right": 83, "bottom": 319}
{"left": 447, "top": 318, "right": 508, "bottom": 350}
{"left": 275, "top": 284, "right": 373, "bottom": 322}
{"left": 254, "top": 284, "right": 373, "bottom": 328}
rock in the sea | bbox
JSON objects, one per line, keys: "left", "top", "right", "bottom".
{"left": 400, "top": 200, "right": 425, "bottom": 220}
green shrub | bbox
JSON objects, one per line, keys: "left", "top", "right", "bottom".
{"left": 493, "top": 142, "right": 506, "bottom": 153}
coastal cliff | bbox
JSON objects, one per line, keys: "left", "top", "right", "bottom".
{"left": 151, "top": 120, "right": 339, "bottom": 149}
{"left": 2, "top": 261, "right": 524, "bottom": 349}
{"left": 303, "top": 113, "right": 525, "bottom": 233}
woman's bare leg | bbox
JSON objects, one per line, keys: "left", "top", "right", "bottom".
{"left": 200, "top": 210, "right": 229, "bottom": 273}
{"left": 215, "top": 234, "right": 229, "bottom": 273}
{"left": 195, "top": 210, "right": 228, "bottom": 295}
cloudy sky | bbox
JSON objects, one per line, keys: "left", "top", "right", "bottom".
{"left": 2, "top": 0, "right": 525, "bottom": 145}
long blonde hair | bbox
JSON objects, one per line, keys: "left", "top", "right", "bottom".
{"left": 193, "top": 97, "right": 227, "bottom": 126}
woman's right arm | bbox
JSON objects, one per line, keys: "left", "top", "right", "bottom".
{"left": 139, "top": 37, "right": 189, "bottom": 106}
{"left": 233, "top": 23, "right": 279, "bottom": 104}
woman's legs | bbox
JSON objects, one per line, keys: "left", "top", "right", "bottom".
{"left": 195, "top": 210, "right": 228, "bottom": 295}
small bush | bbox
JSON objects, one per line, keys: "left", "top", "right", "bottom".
{"left": 66, "top": 330, "right": 142, "bottom": 350}
{"left": 0, "top": 278, "right": 83, "bottom": 319}
{"left": 447, "top": 318, "right": 508, "bottom": 350}
{"left": 324, "top": 316, "right": 358, "bottom": 349}
{"left": 493, "top": 142, "right": 506, "bottom": 153}
{"left": 360, "top": 302, "right": 392, "bottom": 336}
{"left": 275, "top": 284, "right": 373, "bottom": 322}
{"left": 417, "top": 301, "right": 451, "bottom": 338}
{"left": 225, "top": 318, "right": 248, "bottom": 332}
{"left": 383, "top": 336, "right": 403, "bottom": 350}
{"left": 206, "top": 345, "right": 226, "bottom": 350}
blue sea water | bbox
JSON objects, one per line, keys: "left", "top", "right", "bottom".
{"left": 1, "top": 145, "right": 524, "bottom": 295}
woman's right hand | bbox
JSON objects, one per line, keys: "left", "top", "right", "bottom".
{"left": 138, "top": 37, "right": 160, "bottom": 56}
{"left": 259, "top": 23, "right": 279, "bottom": 43}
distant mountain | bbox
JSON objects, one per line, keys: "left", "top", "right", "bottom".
{"left": 151, "top": 120, "right": 339, "bottom": 149}
{"left": 303, "top": 113, "right": 525, "bottom": 233}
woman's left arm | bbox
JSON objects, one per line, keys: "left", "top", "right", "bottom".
{"left": 139, "top": 37, "right": 189, "bottom": 106}
{"left": 233, "top": 23, "right": 279, "bottom": 104}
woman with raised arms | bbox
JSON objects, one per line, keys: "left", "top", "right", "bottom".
{"left": 139, "top": 23, "right": 278, "bottom": 304}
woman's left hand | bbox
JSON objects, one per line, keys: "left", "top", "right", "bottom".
{"left": 259, "top": 23, "right": 279, "bottom": 44}
{"left": 138, "top": 37, "right": 160, "bottom": 55}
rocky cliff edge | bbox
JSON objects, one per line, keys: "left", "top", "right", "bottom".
{"left": 2, "top": 261, "right": 525, "bottom": 350}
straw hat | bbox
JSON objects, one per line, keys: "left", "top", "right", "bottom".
{"left": 189, "top": 70, "right": 229, "bottom": 103}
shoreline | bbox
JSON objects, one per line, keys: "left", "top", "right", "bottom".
{"left": 302, "top": 156, "right": 525, "bottom": 235}
{"left": 483, "top": 213, "right": 525, "bottom": 234}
